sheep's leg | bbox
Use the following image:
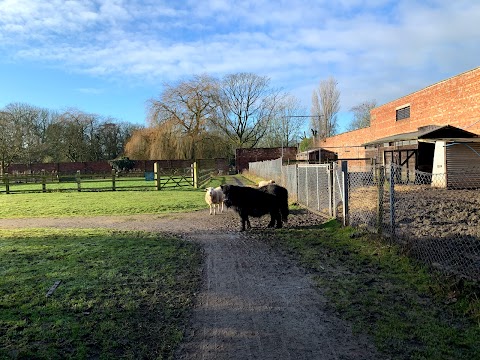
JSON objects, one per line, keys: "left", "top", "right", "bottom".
{"left": 209, "top": 204, "right": 213, "bottom": 215}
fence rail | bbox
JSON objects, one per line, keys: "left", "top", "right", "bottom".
{"left": 0, "top": 161, "right": 214, "bottom": 194}
{"left": 249, "top": 158, "right": 480, "bottom": 281}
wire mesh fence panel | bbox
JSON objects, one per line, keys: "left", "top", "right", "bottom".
{"left": 392, "top": 164, "right": 480, "bottom": 281}
{"left": 282, "top": 164, "right": 298, "bottom": 202}
{"left": 297, "top": 164, "right": 331, "bottom": 215}
{"left": 347, "top": 165, "right": 381, "bottom": 231}
{"left": 332, "top": 163, "right": 343, "bottom": 219}
{"left": 249, "top": 158, "right": 283, "bottom": 184}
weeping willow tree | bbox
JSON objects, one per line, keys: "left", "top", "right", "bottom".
{"left": 124, "top": 118, "right": 231, "bottom": 160}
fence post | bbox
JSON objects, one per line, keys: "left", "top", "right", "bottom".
{"left": 328, "top": 164, "right": 333, "bottom": 217}
{"left": 341, "top": 162, "right": 349, "bottom": 226}
{"left": 42, "top": 170, "right": 46, "bottom": 193}
{"left": 111, "top": 169, "right": 116, "bottom": 191}
{"left": 305, "top": 165, "right": 309, "bottom": 208}
{"left": 390, "top": 163, "right": 396, "bottom": 241}
{"left": 377, "top": 165, "right": 385, "bottom": 235}
{"left": 295, "top": 164, "right": 299, "bottom": 204}
{"left": 76, "top": 170, "right": 81, "bottom": 192}
{"left": 316, "top": 166, "right": 320, "bottom": 212}
{"left": 5, "top": 173, "right": 9, "bottom": 194}
{"left": 154, "top": 162, "right": 160, "bottom": 190}
{"left": 192, "top": 162, "right": 198, "bottom": 189}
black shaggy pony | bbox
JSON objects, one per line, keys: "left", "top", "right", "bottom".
{"left": 221, "top": 184, "right": 289, "bottom": 231}
{"left": 258, "top": 183, "right": 289, "bottom": 223}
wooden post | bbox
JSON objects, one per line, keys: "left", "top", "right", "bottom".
{"left": 154, "top": 162, "right": 160, "bottom": 190}
{"left": 377, "top": 165, "right": 385, "bottom": 235}
{"left": 42, "top": 170, "right": 47, "bottom": 193}
{"left": 111, "top": 169, "right": 116, "bottom": 191}
{"left": 5, "top": 173, "right": 9, "bottom": 194}
{"left": 192, "top": 162, "right": 198, "bottom": 189}
{"left": 76, "top": 170, "right": 81, "bottom": 192}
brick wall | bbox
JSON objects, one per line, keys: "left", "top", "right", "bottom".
{"left": 236, "top": 147, "right": 297, "bottom": 173}
{"left": 320, "top": 66, "right": 480, "bottom": 163}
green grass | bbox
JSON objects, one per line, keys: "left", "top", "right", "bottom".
{"left": 0, "top": 228, "right": 202, "bottom": 359}
{"left": 268, "top": 219, "right": 480, "bottom": 360}
{"left": 0, "top": 174, "right": 253, "bottom": 219}
{"left": 0, "top": 176, "right": 194, "bottom": 193}
{"left": 0, "top": 189, "right": 207, "bottom": 218}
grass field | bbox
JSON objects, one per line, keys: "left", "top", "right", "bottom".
{"left": 0, "top": 181, "right": 215, "bottom": 359}
{"left": 0, "top": 188, "right": 205, "bottom": 218}
{"left": 1, "top": 175, "right": 479, "bottom": 359}
{"left": 0, "top": 228, "right": 202, "bottom": 359}
{"left": 0, "top": 175, "right": 194, "bottom": 194}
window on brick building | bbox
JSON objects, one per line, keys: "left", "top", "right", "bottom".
{"left": 396, "top": 105, "right": 410, "bottom": 121}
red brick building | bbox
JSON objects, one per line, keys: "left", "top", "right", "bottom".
{"left": 319, "top": 66, "right": 480, "bottom": 168}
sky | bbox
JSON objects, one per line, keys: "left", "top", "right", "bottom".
{"left": 0, "top": 0, "right": 479, "bottom": 133}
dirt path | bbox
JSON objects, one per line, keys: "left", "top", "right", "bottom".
{"left": 0, "top": 210, "right": 384, "bottom": 359}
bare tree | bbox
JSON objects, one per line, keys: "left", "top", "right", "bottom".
{"left": 147, "top": 74, "right": 218, "bottom": 159}
{"left": 3, "top": 103, "right": 55, "bottom": 164}
{"left": 213, "top": 72, "right": 282, "bottom": 149}
{"left": 259, "top": 95, "right": 306, "bottom": 148}
{"left": 310, "top": 77, "right": 340, "bottom": 141}
{"left": 0, "top": 110, "right": 20, "bottom": 173}
{"left": 348, "top": 100, "right": 377, "bottom": 131}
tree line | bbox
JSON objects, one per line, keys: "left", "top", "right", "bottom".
{"left": 1, "top": 72, "right": 376, "bottom": 173}
{"left": 0, "top": 103, "right": 139, "bottom": 173}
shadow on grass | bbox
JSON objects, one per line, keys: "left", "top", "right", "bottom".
{"left": 0, "top": 228, "right": 202, "bottom": 359}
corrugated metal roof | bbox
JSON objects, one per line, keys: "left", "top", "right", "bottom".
{"left": 362, "top": 125, "right": 479, "bottom": 146}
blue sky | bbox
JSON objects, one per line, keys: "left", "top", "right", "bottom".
{"left": 1, "top": 0, "right": 479, "bottom": 133}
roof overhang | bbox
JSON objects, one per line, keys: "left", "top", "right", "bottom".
{"left": 362, "top": 125, "right": 479, "bottom": 147}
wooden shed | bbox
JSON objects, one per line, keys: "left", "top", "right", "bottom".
{"left": 296, "top": 148, "right": 338, "bottom": 163}
{"left": 363, "top": 125, "right": 480, "bottom": 187}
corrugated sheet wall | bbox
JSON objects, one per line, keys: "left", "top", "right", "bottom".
{"left": 446, "top": 143, "right": 480, "bottom": 188}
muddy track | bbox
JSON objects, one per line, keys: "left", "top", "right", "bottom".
{"left": 1, "top": 208, "right": 384, "bottom": 359}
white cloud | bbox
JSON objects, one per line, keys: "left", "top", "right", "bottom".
{"left": 1, "top": 0, "right": 479, "bottom": 114}
{"left": 76, "top": 87, "right": 104, "bottom": 94}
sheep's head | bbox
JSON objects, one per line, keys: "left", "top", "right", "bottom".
{"left": 205, "top": 187, "right": 214, "bottom": 196}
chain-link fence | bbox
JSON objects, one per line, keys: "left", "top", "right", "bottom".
{"left": 249, "top": 158, "right": 480, "bottom": 281}
{"left": 347, "top": 163, "right": 480, "bottom": 281}
{"left": 297, "top": 164, "right": 331, "bottom": 215}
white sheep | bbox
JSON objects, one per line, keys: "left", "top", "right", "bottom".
{"left": 205, "top": 186, "right": 225, "bottom": 215}
{"left": 258, "top": 179, "right": 275, "bottom": 187}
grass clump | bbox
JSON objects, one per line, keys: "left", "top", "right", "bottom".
{"left": 269, "top": 219, "right": 480, "bottom": 360}
{"left": 0, "top": 228, "right": 202, "bottom": 359}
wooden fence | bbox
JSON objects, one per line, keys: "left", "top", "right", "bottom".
{"left": 0, "top": 162, "right": 218, "bottom": 194}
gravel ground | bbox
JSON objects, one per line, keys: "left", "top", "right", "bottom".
{"left": 0, "top": 205, "right": 385, "bottom": 360}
